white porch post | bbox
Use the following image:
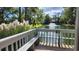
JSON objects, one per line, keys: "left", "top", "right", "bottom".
{"left": 75, "top": 7, "right": 79, "bottom": 51}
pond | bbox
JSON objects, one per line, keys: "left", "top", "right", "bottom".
{"left": 45, "top": 23, "right": 75, "bottom": 29}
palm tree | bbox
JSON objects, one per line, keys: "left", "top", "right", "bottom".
{"left": 24, "top": 7, "right": 45, "bottom": 24}
{"left": 0, "top": 7, "right": 4, "bottom": 24}
{"left": 18, "top": 7, "right": 22, "bottom": 22}
{"left": 25, "top": 7, "right": 27, "bottom": 20}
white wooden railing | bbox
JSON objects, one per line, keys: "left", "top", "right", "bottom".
{"left": 0, "top": 28, "right": 75, "bottom": 51}
{"left": 0, "top": 29, "right": 38, "bottom": 51}
{"left": 37, "top": 28, "right": 75, "bottom": 49}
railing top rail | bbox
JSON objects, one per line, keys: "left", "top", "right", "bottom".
{"left": 37, "top": 28, "right": 75, "bottom": 31}
{"left": 0, "top": 29, "right": 36, "bottom": 49}
{"left": 37, "top": 28, "right": 75, "bottom": 33}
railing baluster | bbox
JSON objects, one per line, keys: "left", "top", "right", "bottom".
{"left": 25, "top": 36, "right": 27, "bottom": 43}
{"left": 57, "top": 31, "right": 58, "bottom": 47}
{"left": 70, "top": 33, "right": 72, "bottom": 48}
{"left": 48, "top": 32, "right": 49, "bottom": 46}
{"left": 49, "top": 32, "right": 51, "bottom": 46}
{"left": 40, "top": 31, "right": 42, "bottom": 45}
{"left": 64, "top": 33, "right": 67, "bottom": 48}
{"left": 43, "top": 32, "right": 46, "bottom": 45}
{"left": 51, "top": 32, "right": 53, "bottom": 46}
{"left": 60, "top": 31, "right": 62, "bottom": 48}
{"left": 21, "top": 39, "right": 23, "bottom": 46}
{"left": 11, "top": 44, "right": 14, "bottom": 51}
{"left": 44, "top": 32, "right": 46, "bottom": 45}
{"left": 6, "top": 46, "right": 8, "bottom": 51}
{"left": 52, "top": 31, "right": 53, "bottom": 47}
{"left": 46, "top": 31, "right": 47, "bottom": 45}
{"left": 47, "top": 32, "right": 48, "bottom": 46}
{"left": 73, "top": 33, "right": 74, "bottom": 48}
{"left": 17, "top": 40, "right": 20, "bottom": 49}
{"left": 50, "top": 32, "right": 51, "bottom": 46}
{"left": 27, "top": 35, "right": 28, "bottom": 43}
{"left": 62, "top": 31, "right": 64, "bottom": 48}
{"left": 55, "top": 30, "right": 57, "bottom": 47}
{"left": 54, "top": 32, "right": 56, "bottom": 46}
{"left": 58, "top": 30, "right": 60, "bottom": 48}
{"left": 70, "top": 33, "right": 73, "bottom": 48}
{"left": 52, "top": 31, "right": 54, "bottom": 46}
{"left": 63, "top": 33, "right": 65, "bottom": 48}
{"left": 16, "top": 41, "right": 18, "bottom": 50}
{"left": 68, "top": 33, "right": 70, "bottom": 48}
{"left": 8, "top": 45, "right": 12, "bottom": 51}
{"left": 39, "top": 31, "right": 40, "bottom": 44}
{"left": 56, "top": 30, "right": 58, "bottom": 47}
{"left": 22, "top": 38, "right": 24, "bottom": 45}
{"left": 42, "top": 31, "right": 43, "bottom": 45}
{"left": 19, "top": 39, "right": 21, "bottom": 48}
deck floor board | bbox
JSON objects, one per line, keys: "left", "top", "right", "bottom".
{"left": 34, "top": 45, "right": 73, "bottom": 51}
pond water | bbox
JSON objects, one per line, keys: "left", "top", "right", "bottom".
{"left": 45, "top": 23, "right": 75, "bottom": 29}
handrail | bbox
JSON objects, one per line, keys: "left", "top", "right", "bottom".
{"left": 0, "top": 28, "right": 75, "bottom": 51}
{"left": 0, "top": 29, "right": 37, "bottom": 51}
{"left": 37, "top": 28, "right": 75, "bottom": 49}
{"left": 37, "top": 28, "right": 75, "bottom": 33}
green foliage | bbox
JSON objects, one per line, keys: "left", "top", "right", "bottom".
{"left": 24, "top": 7, "right": 45, "bottom": 24}
{"left": 44, "top": 14, "right": 51, "bottom": 24}
{"left": 0, "top": 25, "right": 25, "bottom": 39}
{"left": 59, "top": 7, "right": 76, "bottom": 24}
{"left": 0, "top": 7, "right": 46, "bottom": 24}
{"left": 0, "top": 22, "right": 43, "bottom": 39}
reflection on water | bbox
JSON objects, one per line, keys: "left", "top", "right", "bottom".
{"left": 48, "top": 23, "right": 60, "bottom": 29}
{"left": 45, "top": 23, "right": 60, "bottom": 29}
{"left": 45, "top": 23, "right": 74, "bottom": 29}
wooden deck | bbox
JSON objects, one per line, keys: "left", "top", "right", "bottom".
{"left": 34, "top": 45, "right": 73, "bottom": 51}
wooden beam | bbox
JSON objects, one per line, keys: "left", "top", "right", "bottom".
{"left": 74, "top": 7, "right": 79, "bottom": 50}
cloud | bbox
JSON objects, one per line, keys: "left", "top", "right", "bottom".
{"left": 42, "top": 7, "right": 64, "bottom": 16}
{"left": 43, "top": 7, "right": 64, "bottom": 12}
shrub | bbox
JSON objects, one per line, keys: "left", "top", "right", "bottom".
{"left": 0, "top": 20, "right": 44, "bottom": 39}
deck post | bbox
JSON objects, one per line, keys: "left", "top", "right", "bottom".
{"left": 74, "top": 7, "right": 79, "bottom": 51}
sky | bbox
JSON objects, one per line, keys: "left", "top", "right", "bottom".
{"left": 42, "top": 7, "right": 64, "bottom": 17}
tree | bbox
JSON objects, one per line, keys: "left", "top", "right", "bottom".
{"left": 44, "top": 14, "right": 51, "bottom": 24}
{"left": 18, "top": 7, "right": 22, "bottom": 22}
{"left": 0, "top": 7, "right": 45, "bottom": 24}
{"left": 24, "top": 7, "right": 45, "bottom": 24}
{"left": 60, "top": 7, "right": 76, "bottom": 24}
{"left": 25, "top": 7, "right": 27, "bottom": 20}
{"left": 0, "top": 7, "right": 4, "bottom": 24}
{"left": 36, "top": 10, "right": 45, "bottom": 24}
